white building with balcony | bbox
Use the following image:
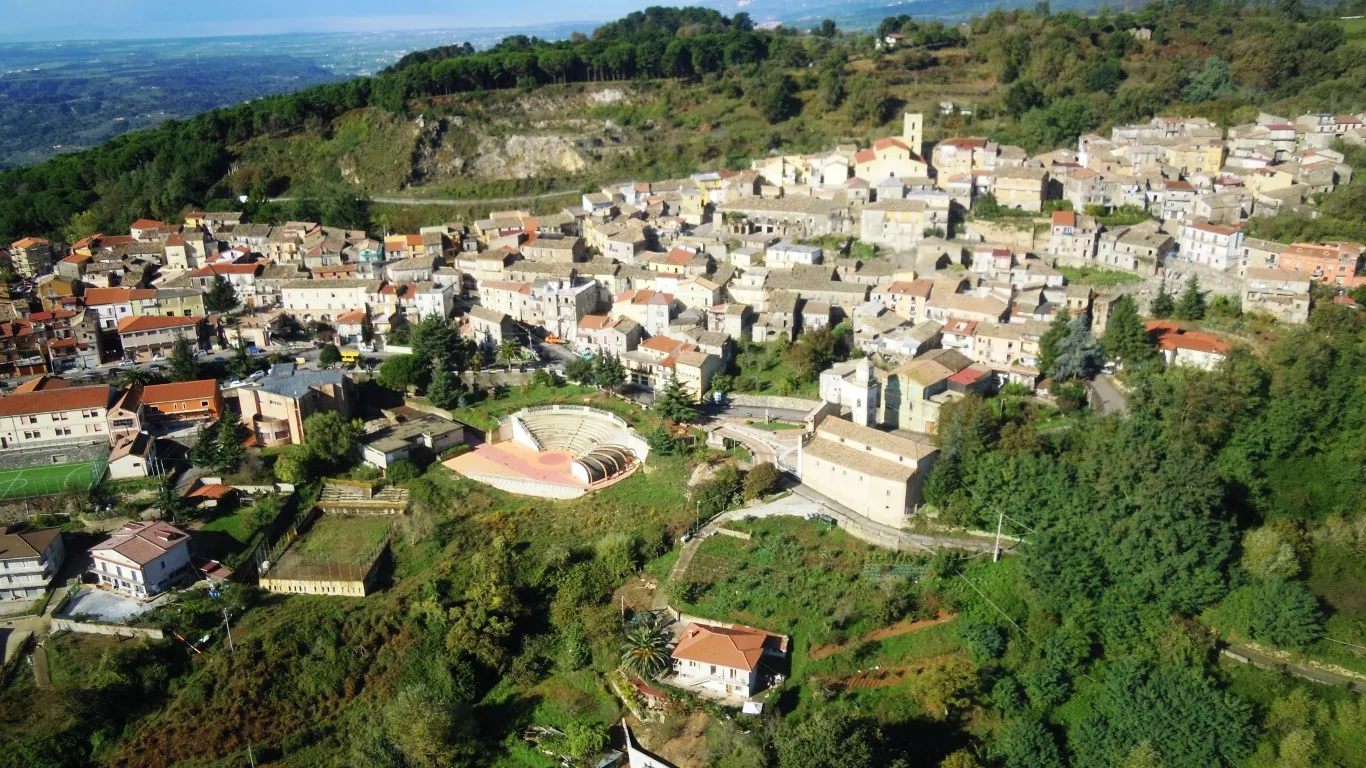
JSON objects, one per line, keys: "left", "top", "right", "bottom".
{"left": 0, "top": 526, "right": 64, "bottom": 600}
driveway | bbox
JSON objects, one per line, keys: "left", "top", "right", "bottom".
{"left": 57, "top": 588, "right": 161, "bottom": 624}
{"left": 1090, "top": 374, "right": 1128, "bottom": 415}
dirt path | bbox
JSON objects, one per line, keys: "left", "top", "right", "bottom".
{"left": 1224, "top": 644, "right": 1366, "bottom": 693}
{"left": 808, "top": 612, "right": 956, "bottom": 661}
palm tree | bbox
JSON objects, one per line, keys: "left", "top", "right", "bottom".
{"left": 496, "top": 339, "right": 523, "bottom": 365}
{"left": 119, "top": 365, "right": 154, "bottom": 388}
{"left": 620, "top": 623, "right": 671, "bottom": 679}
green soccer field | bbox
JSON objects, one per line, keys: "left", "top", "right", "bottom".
{"left": 0, "top": 461, "right": 107, "bottom": 501}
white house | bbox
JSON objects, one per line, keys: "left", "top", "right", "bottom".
{"left": 1178, "top": 219, "right": 1243, "bottom": 271}
{"left": 765, "top": 242, "right": 823, "bottom": 268}
{"left": 818, "top": 358, "right": 880, "bottom": 427}
{"left": 670, "top": 621, "right": 789, "bottom": 699}
{"left": 88, "top": 521, "right": 193, "bottom": 598}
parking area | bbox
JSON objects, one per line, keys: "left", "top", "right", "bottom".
{"left": 56, "top": 588, "right": 165, "bottom": 624}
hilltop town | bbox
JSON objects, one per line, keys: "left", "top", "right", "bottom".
{"left": 2, "top": 6, "right": 1366, "bottom": 768}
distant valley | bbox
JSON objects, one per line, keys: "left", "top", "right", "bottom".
{"left": 0, "top": 23, "right": 590, "bottom": 169}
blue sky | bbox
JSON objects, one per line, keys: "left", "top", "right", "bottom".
{"left": 0, "top": 0, "right": 653, "bottom": 41}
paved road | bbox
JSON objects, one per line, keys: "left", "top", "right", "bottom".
{"left": 270, "top": 189, "right": 579, "bottom": 207}
{"left": 1090, "top": 374, "right": 1128, "bottom": 415}
{"left": 1223, "top": 646, "right": 1366, "bottom": 693}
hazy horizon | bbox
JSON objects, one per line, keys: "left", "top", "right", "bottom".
{"left": 0, "top": 0, "right": 653, "bottom": 43}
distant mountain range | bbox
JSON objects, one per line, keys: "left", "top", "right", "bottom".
{"left": 701, "top": 0, "right": 1112, "bottom": 28}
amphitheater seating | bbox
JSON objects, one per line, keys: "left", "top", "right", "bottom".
{"left": 516, "top": 409, "right": 633, "bottom": 457}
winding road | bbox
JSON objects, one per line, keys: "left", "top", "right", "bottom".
{"left": 269, "top": 189, "right": 579, "bottom": 207}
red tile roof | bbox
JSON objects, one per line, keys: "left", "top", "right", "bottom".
{"left": 1051, "top": 210, "right": 1076, "bottom": 227}
{"left": 1146, "top": 321, "right": 1231, "bottom": 355}
{"left": 0, "top": 385, "right": 111, "bottom": 417}
{"left": 191, "top": 263, "right": 259, "bottom": 277}
{"left": 140, "top": 379, "right": 219, "bottom": 404}
{"left": 11, "top": 237, "right": 49, "bottom": 249}
{"left": 83, "top": 287, "right": 156, "bottom": 306}
{"left": 91, "top": 521, "right": 189, "bottom": 566}
{"left": 671, "top": 622, "right": 787, "bottom": 671}
{"left": 117, "top": 315, "right": 202, "bottom": 333}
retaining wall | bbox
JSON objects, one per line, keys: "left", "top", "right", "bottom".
{"left": 727, "top": 394, "right": 822, "bottom": 413}
{"left": 50, "top": 620, "right": 164, "bottom": 640}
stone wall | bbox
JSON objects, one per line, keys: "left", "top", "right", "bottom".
{"left": 966, "top": 219, "right": 1049, "bottom": 252}
{"left": 727, "top": 394, "right": 822, "bottom": 413}
{"left": 50, "top": 619, "right": 164, "bottom": 640}
{"left": 259, "top": 576, "right": 369, "bottom": 597}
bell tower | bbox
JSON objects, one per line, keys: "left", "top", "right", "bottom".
{"left": 903, "top": 112, "right": 923, "bottom": 156}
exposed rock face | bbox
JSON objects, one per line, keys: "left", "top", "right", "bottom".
{"left": 469, "top": 134, "right": 589, "bottom": 179}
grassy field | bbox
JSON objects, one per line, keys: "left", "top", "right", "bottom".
{"left": 730, "top": 343, "right": 820, "bottom": 399}
{"left": 287, "top": 515, "right": 391, "bottom": 567}
{"left": 672, "top": 517, "right": 929, "bottom": 678}
{"left": 1055, "top": 264, "right": 1145, "bottom": 288}
{"left": 0, "top": 460, "right": 105, "bottom": 501}
{"left": 743, "top": 419, "right": 805, "bottom": 431}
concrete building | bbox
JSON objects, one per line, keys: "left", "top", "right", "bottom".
{"left": 1147, "top": 321, "right": 1231, "bottom": 370}
{"left": 0, "top": 384, "right": 113, "bottom": 450}
{"left": 0, "top": 526, "right": 64, "bottom": 601}
{"left": 361, "top": 416, "right": 464, "bottom": 469}
{"left": 991, "top": 167, "right": 1049, "bottom": 212}
{"left": 280, "top": 279, "right": 383, "bottom": 320}
{"left": 116, "top": 315, "right": 203, "bottom": 362}
{"left": 88, "top": 521, "right": 193, "bottom": 598}
{"left": 9, "top": 237, "right": 53, "bottom": 277}
{"left": 1242, "top": 268, "right": 1312, "bottom": 324}
{"left": 819, "top": 358, "right": 880, "bottom": 427}
{"left": 799, "top": 417, "right": 938, "bottom": 528}
{"left": 237, "top": 364, "right": 354, "bottom": 447}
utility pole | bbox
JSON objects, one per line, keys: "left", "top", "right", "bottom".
{"left": 993, "top": 511, "right": 1005, "bottom": 562}
{"left": 222, "top": 608, "right": 234, "bottom": 652}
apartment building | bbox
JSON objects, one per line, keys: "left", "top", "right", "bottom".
{"left": 1276, "top": 242, "right": 1365, "bottom": 287}
{"left": 0, "top": 526, "right": 65, "bottom": 601}
{"left": 237, "top": 364, "right": 354, "bottom": 447}
{"left": 1242, "top": 268, "right": 1313, "bottom": 324}
{"left": 1178, "top": 219, "right": 1244, "bottom": 271}
{"left": 116, "top": 315, "right": 204, "bottom": 361}
{"left": 10, "top": 237, "right": 54, "bottom": 277}
{"left": 0, "top": 384, "right": 113, "bottom": 450}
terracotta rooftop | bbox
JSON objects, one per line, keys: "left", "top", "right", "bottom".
{"left": 0, "top": 384, "right": 111, "bottom": 417}
{"left": 90, "top": 521, "right": 189, "bottom": 566}
{"left": 140, "top": 379, "right": 219, "bottom": 404}
{"left": 117, "top": 315, "right": 202, "bottom": 333}
{"left": 671, "top": 622, "right": 787, "bottom": 671}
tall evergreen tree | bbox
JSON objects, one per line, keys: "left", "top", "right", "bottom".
{"left": 168, "top": 336, "right": 199, "bottom": 382}
{"left": 204, "top": 276, "right": 239, "bottom": 313}
{"left": 593, "top": 353, "right": 625, "bottom": 390}
{"left": 228, "top": 337, "right": 252, "bottom": 380}
{"left": 1150, "top": 282, "right": 1175, "bottom": 318}
{"left": 215, "top": 416, "right": 248, "bottom": 471}
{"left": 1037, "top": 312, "right": 1072, "bottom": 379}
{"left": 1100, "top": 295, "right": 1153, "bottom": 364}
{"left": 1051, "top": 313, "right": 1103, "bottom": 381}
{"left": 188, "top": 422, "right": 221, "bottom": 468}
{"left": 426, "top": 357, "right": 462, "bottom": 409}
{"left": 1175, "top": 276, "right": 1206, "bottom": 321}
{"left": 653, "top": 372, "right": 697, "bottom": 423}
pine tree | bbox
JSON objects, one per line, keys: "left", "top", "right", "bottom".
{"left": 653, "top": 372, "right": 697, "bottom": 423}
{"left": 1050, "top": 313, "right": 1102, "bottom": 381}
{"left": 427, "top": 357, "right": 462, "bottom": 409}
{"left": 1100, "top": 295, "right": 1153, "bottom": 365}
{"left": 594, "top": 353, "right": 625, "bottom": 390}
{"left": 1150, "top": 282, "right": 1175, "bottom": 318}
{"left": 1175, "top": 276, "right": 1206, "bottom": 320}
{"left": 188, "top": 422, "right": 221, "bottom": 468}
{"left": 1037, "top": 311, "right": 1072, "bottom": 379}
{"left": 168, "top": 336, "right": 199, "bottom": 382}
{"left": 214, "top": 416, "right": 249, "bottom": 471}
{"left": 204, "top": 276, "right": 239, "bottom": 313}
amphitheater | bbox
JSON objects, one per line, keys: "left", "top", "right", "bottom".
{"left": 443, "top": 405, "right": 649, "bottom": 499}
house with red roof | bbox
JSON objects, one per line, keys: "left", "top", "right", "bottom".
{"left": 88, "top": 521, "right": 193, "bottom": 598}
{"left": 670, "top": 621, "right": 788, "bottom": 699}
{"left": 1146, "top": 321, "right": 1231, "bottom": 370}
